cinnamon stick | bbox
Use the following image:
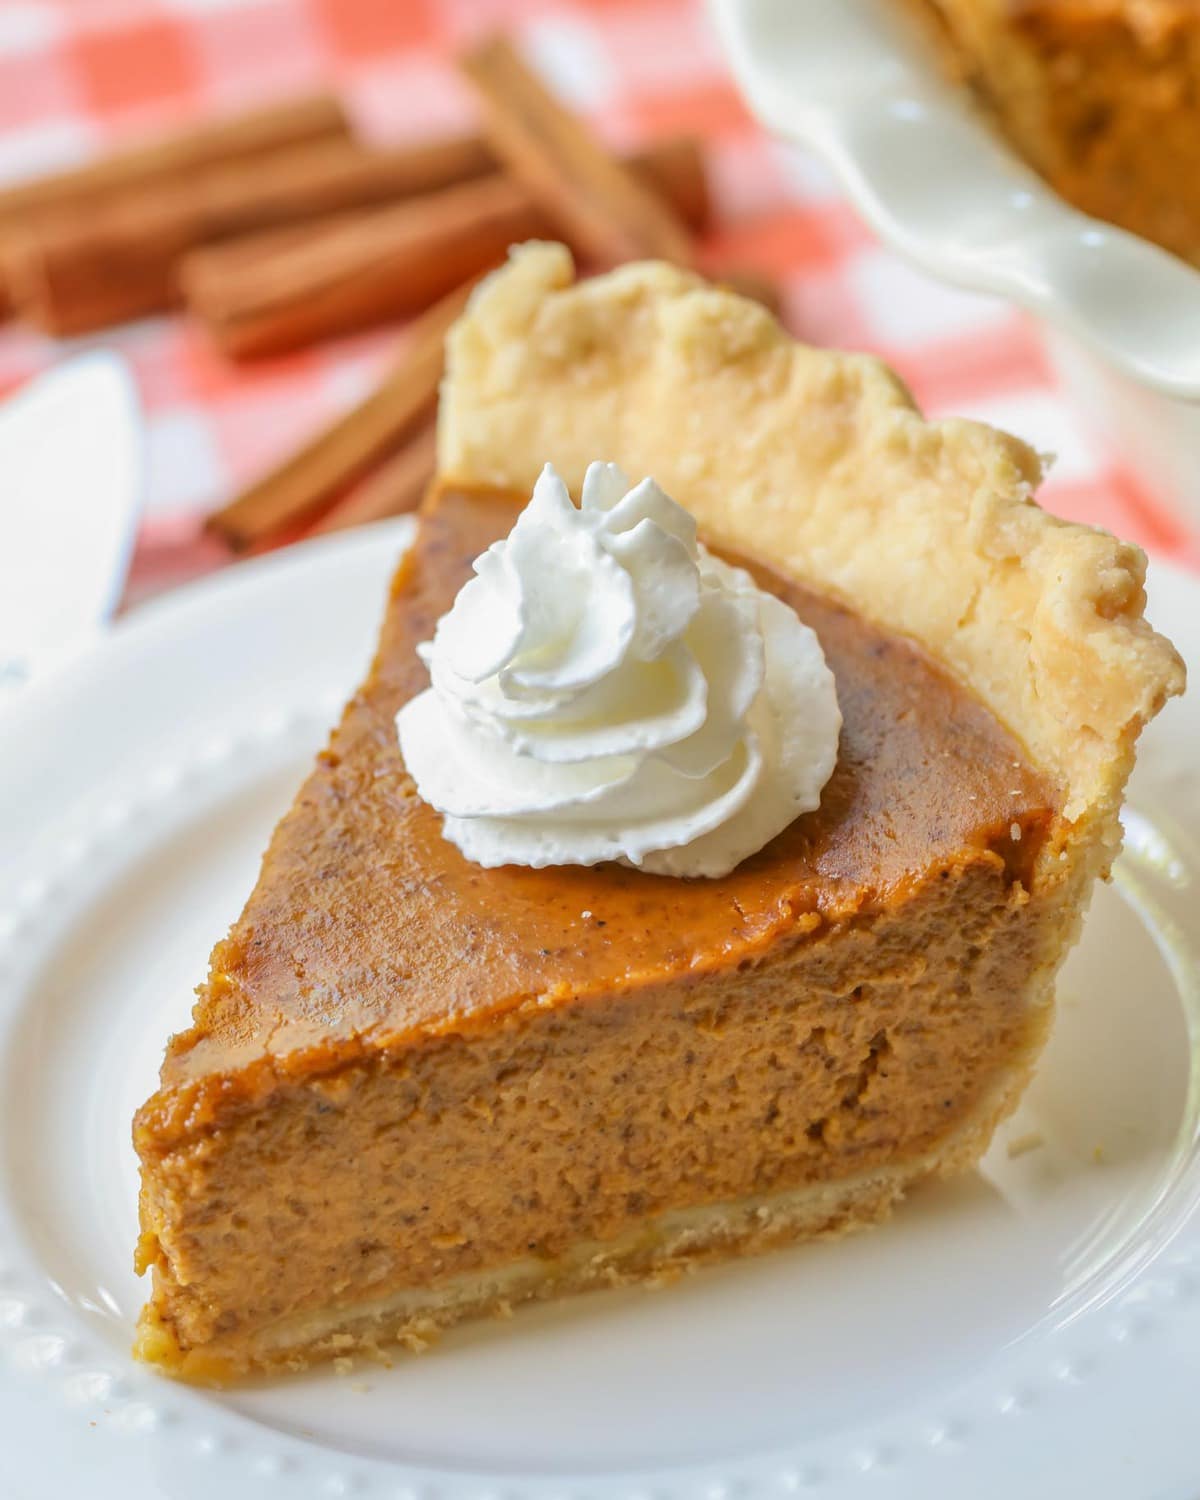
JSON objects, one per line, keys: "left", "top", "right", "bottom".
{"left": 0, "top": 93, "right": 350, "bottom": 322}
{"left": 312, "top": 422, "right": 439, "bottom": 535}
{"left": 182, "top": 135, "right": 708, "bottom": 360}
{"left": 184, "top": 176, "right": 534, "bottom": 362}
{"left": 5, "top": 132, "right": 504, "bottom": 336}
{"left": 0, "top": 93, "right": 351, "bottom": 230}
{"left": 185, "top": 129, "right": 704, "bottom": 286}
{"left": 717, "top": 268, "right": 784, "bottom": 320}
{"left": 459, "top": 35, "right": 696, "bottom": 267}
{"left": 207, "top": 278, "right": 479, "bottom": 550}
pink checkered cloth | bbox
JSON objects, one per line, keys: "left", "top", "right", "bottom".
{"left": 0, "top": 0, "right": 1195, "bottom": 608}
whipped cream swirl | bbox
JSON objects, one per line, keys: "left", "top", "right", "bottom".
{"left": 396, "top": 463, "right": 841, "bottom": 878}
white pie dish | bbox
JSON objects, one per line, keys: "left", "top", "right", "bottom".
{"left": 711, "top": 0, "right": 1200, "bottom": 539}
{"left": 1, "top": 522, "right": 1198, "bottom": 1500}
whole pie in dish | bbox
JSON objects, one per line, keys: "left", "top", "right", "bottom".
{"left": 133, "top": 243, "right": 1184, "bottom": 1382}
{"left": 903, "top": 0, "right": 1200, "bottom": 267}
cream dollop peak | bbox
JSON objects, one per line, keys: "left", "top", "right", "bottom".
{"left": 397, "top": 461, "right": 842, "bottom": 877}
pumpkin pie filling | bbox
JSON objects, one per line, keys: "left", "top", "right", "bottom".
{"left": 134, "top": 480, "right": 1058, "bottom": 1380}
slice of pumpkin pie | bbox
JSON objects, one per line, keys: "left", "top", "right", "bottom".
{"left": 133, "top": 243, "right": 1184, "bottom": 1381}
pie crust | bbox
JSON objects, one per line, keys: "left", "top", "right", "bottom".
{"left": 441, "top": 241, "right": 1184, "bottom": 883}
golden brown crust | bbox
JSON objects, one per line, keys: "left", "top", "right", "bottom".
{"left": 440, "top": 243, "right": 1184, "bottom": 844}
{"left": 926, "top": 0, "right": 1195, "bottom": 36}
{"left": 905, "top": 0, "right": 1200, "bottom": 264}
{"left": 1010, "top": 0, "right": 1193, "bottom": 45}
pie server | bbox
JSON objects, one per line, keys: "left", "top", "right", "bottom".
{"left": 0, "top": 352, "right": 143, "bottom": 709}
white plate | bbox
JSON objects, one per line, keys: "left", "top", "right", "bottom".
{"left": 1, "top": 523, "right": 1198, "bottom": 1500}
